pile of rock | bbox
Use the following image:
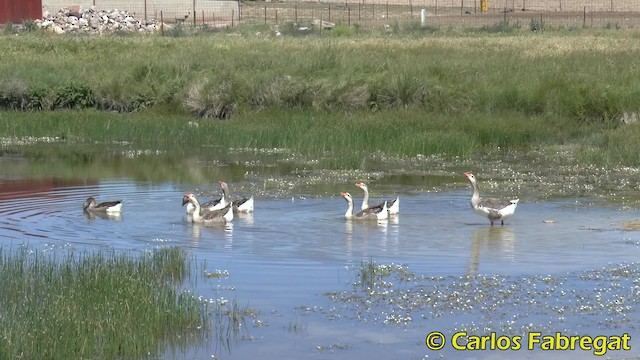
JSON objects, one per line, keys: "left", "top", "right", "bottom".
{"left": 37, "top": 7, "right": 162, "bottom": 34}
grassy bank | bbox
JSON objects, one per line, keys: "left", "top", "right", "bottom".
{"left": 1, "top": 29, "right": 639, "bottom": 119}
{"left": 0, "top": 246, "right": 209, "bottom": 359}
{"left": 1, "top": 28, "right": 640, "bottom": 164}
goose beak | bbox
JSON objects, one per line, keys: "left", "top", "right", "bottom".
{"left": 182, "top": 194, "right": 191, "bottom": 206}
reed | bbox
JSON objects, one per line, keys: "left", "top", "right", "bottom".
{"left": 0, "top": 246, "right": 209, "bottom": 359}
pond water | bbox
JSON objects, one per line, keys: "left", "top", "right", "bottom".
{"left": 2, "top": 144, "right": 640, "bottom": 360}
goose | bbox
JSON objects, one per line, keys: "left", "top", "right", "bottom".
{"left": 83, "top": 197, "right": 123, "bottom": 213}
{"left": 183, "top": 193, "right": 233, "bottom": 225}
{"left": 355, "top": 182, "right": 399, "bottom": 215}
{"left": 341, "top": 192, "right": 388, "bottom": 221}
{"left": 184, "top": 195, "right": 222, "bottom": 215}
{"left": 464, "top": 172, "right": 519, "bottom": 226}
{"left": 184, "top": 180, "right": 231, "bottom": 214}
{"left": 218, "top": 181, "right": 254, "bottom": 213}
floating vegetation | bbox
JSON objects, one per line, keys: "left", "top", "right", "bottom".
{"left": 327, "top": 260, "right": 640, "bottom": 334}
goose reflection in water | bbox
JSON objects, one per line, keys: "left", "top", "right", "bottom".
{"left": 467, "top": 226, "right": 516, "bottom": 277}
{"left": 83, "top": 210, "right": 123, "bottom": 221}
{"left": 187, "top": 220, "right": 234, "bottom": 245}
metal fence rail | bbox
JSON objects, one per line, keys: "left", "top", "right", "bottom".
{"left": 41, "top": 0, "right": 640, "bottom": 28}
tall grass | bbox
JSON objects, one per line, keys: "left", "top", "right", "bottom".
{"left": 0, "top": 246, "right": 208, "bottom": 359}
{"left": 1, "top": 31, "right": 639, "bottom": 122}
{"left": 1, "top": 30, "right": 640, "bottom": 165}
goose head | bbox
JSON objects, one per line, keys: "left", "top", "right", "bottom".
{"left": 341, "top": 192, "right": 354, "bottom": 204}
{"left": 83, "top": 197, "right": 97, "bottom": 211}
{"left": 464, "top": 172, "right": 477, "bottom": 184}
{"left": 182, "top": 193, "right": 196, "bottom": 207}
{"left": 355, "top": 183, "right": 368, "bottom": 191}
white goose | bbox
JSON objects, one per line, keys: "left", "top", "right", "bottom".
{"left": 341, "top": 192, "right": 388, "bottom": 221}
{"left": 355, "top": 182, "right": 399, "bottom": 215}
{"left": 183, "top": 193, "right": 233, "bottom": 225}
{"left": 184, "top": 189, "right": 222, "bottom": 215}
{"left": 83, "top": 197, "right": 123, "bottom": 213}
{"left": 464, "top": 172, "right": 519, "bottom": 226}
{"left": 218, "top": 181, "right": 254, "bottom": 213}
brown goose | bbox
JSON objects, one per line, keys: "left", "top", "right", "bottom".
{"left": 83, "top": 197, "right": 123, "bottom": 213}
{"left": 464, "top": 172, "right": 519, "bottom": 226}
{"left": 341, "top": 192, "right": 388, "bottom": 221}
{"left": 355, "top": 182, "right": 399, "bottom": 215}
{"left": 182, "top": 193, "right": 233, "bottom": 225}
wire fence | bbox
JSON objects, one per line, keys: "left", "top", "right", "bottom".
{"left": 41, "top": 0, "right": 640, "bottom": 29}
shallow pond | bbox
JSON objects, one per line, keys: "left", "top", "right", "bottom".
{"left": 2, "top": 144, "right": 640, "bottom": 360}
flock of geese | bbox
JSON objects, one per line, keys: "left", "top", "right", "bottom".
{"left": 82, "top": 172, "right": 520, "bottom": 226}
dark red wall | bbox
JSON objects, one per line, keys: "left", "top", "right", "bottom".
{"left": 0, "top": 0, "right": 42, "bottom": 24}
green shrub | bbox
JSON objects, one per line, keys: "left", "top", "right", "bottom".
{"left": 529, "top": 17, "right": 545, "bottom": 32}
{"left": 53, "top": 82, "right": 96, "bottom": 109}
{"left": 0, "top": 77, "right": 29, "bottom": 110}
{"left": 25, "top": 86, "right": 50, "bottom": 110}
{"left": 22, "top": 20, "right": 39, "bottom": 32}
{"left": 183, "top": 79, "right": 237, "bottom": 119}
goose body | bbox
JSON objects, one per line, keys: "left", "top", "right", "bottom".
{"left": 183, "top": 193, "right": 233, "bottom": 225}
{"left": 233, "top": 195, "right": 254, "bottom": 213}
{"left": 341, "top": 192, "right": 388, "bottom": 221}
{"left": 184, "top": 196, "right": 222, "bottom": 215}
{"left": 355, "top": 182, "right": 399, "bottom": 215}
{"left": 83, "top": 197, "right": 123, "bottom": 213}
{"left": 218, "top": 181, "right": 254, "bottom": 213}
{"left": 464, "top": 172, "right": 519, "bottom": 226}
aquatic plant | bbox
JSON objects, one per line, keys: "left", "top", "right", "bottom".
{"left": 0, "top": 246, "right": 208, "bottom": 359}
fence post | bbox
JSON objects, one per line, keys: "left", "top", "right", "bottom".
{"left": 213, "top": 11, "right": 216, "bottom": 27}
{"left": 238, "top": 0, "right": 242, "bottom": 21}
{"left": 410, "top": 0, "right": 412, "bottom": 18}
{"left": 539, "top": 13, "right": 542, "bottom": 31}
{"left": 232, "top": 10, "right": 235, "bottom": 26}
{"left": 144, "top": 0, "right": 147, "bottom": 21}
{"left": 461, "top": 0, "right": 463, "bottom": 15}
{"left": 264, "top": 6, "right": 267, "bottom": 24}
{"left": 421, "top": 8, "right": 426, "bottom": 27}
{"left": 160, "top": 11, "right": 164, "bottom": 35}
{"left": 275, "top": 9, "right": 278, "bottom": 24}
{"left": 295, "top": 4, "right": 298, "bottom": 22}
{"left": 358, "top": 2, "right": 361, "bottom": 20}
{"left": 583, "top": 7, "right": 586, "bottom": 27}
{"left": 348, "top": 5, "right": 351, "bottom": 26}
{"left": 328, "top": 3, "right": 331, "bottom": 21}
{"left": 386, "top": 1, "right": 388, "bottom": 19}
{"left": 202, "top": 10, "right": 204, "bottom": 27}
{"left": 193, "top": 0, "right": 196, "bottom": 26}
{"left": 435, "top": 0, "right": 438, "bottom": 15}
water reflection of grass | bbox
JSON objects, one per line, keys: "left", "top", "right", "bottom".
{"left": 0, "top": 246, "right": 245, "bottom": 359}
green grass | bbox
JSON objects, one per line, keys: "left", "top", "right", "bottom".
{"left": 1, "top": 29, "right": 640, "bottom": 165}
{"left": 0, "top": 246, "right": 208, "bottom": 359}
